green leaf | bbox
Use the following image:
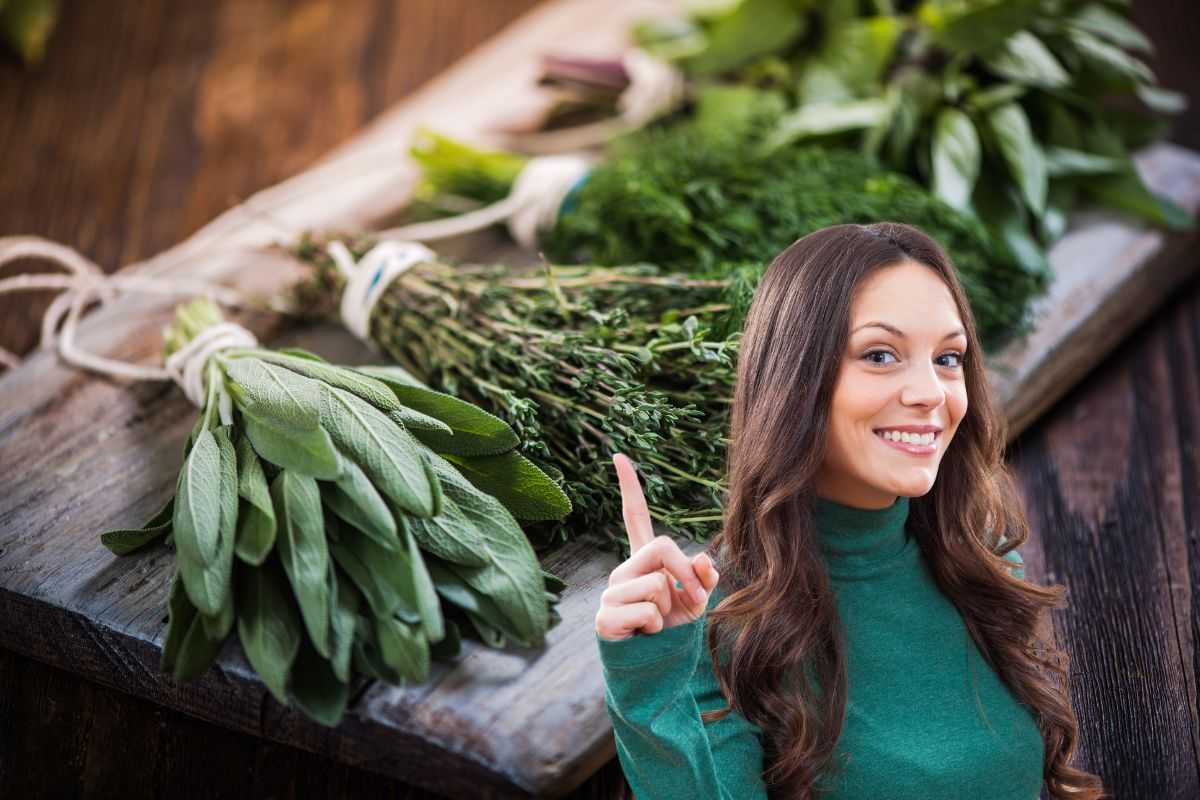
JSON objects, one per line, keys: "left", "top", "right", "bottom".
{"left": 351, "top": 614, "right": 403, "bottom": 684}
{"left": 400, "top": 517, "right": 443, "bottom": 644}
{"left": 761, "top": 98, "right": 891, "bottom": 153}
{"left": 1069, "top": 3, "right": 1154, "bottom": 54}
{"left": 355, "top": 366, "right": 519, "bottom": 456}
{"left": 289, "top": 636, "right": 350, "bottom": 727}
{"left": 917, "top": 0, "right": 1041, "bottom": 54}
{"left": 987, "top": 102, "right": 1046, "bottom": 216}
{"left": 277, "top": 347, "right": 328, "bottom": 362}
{"left": 1043, "top": 146, "right": 1124, "bottom": 177}
{"left": 972, "top": 179, "right": 1051, "bottom": 282}
{"left": 326, "top": 564, "right": 360, "bottom": 684}
{"left": 374, "top": 615, "right": 429, "bottom": 683}
{"left": 980, "top": 31, "right": 1069, "bottom": 89}
{"left": 683, "top": 0, "right": 806, "bottom": 78}
{"left": 234, "top": 430, "right": 276, "bottom": 565}
{"left": 931, "top": 107, "right": 981, "bottom": 212}
{"left": 271, "top": 471, "right": 332, "bottom": 659}
{"left": 252, "top": 351, "right": 403, "bottom": 416}
{"left": 222, "top": 358, "right": 324, "bottom": 431}
{"left": 161, "top": 570, "right": 223, "bottom": 682}
{"left": 421, "top": 453, "right": 548, "bottom": 648}
{"left": 172, "top": 429, "right": 231, "bottom": 616}
{"left": 963, "top": 83, "right": 1026, "bottom": 113}
{"left": 386, "top": 406, "right": 452, "bottom": 437}
{"left": 796, "top": 16, "right": 902, "bottom": 104}
{"left": 1136, "top": 84, "right": 1187, "bottom": 115}
{"left": 327, "top": 515, "right": 420, "bottom": 621}
{"left": 429, "top": 618, "right": 462, "bottom": 660}
{"left": 441, "top": 450, "right": 571, "bottom": 521}
{"left": 235, "top": 557, "right": 302, "bottom": 707}
{"left": 323, "top": 458, "right": 399, "bottom": 550}
{"left": 199, "top": 426, "right": 240, "bottom": 641}
{"left": 1081, "top": 125, "right": 1196, "bottom": 231}
{"left": 1068, "top": 28, "right": 1154, "bottom": 85}
{"left": 241, "top": 414, "right": 342, "bottom": 481}
{"left": 100, "top": 496, "right": 173, "bottom": 556}
{"left": 319, "top": 386, "right": 437, "bottom": 518}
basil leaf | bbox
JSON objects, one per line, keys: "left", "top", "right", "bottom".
{"left": 987, "top": 102, "right": 1046, "bottom": 216}
{"left": 271, "top": 470, "right": 332, "bottom": 659}
{"left": 319, "top": 386, "right": 436, "bottom": 518}
{"left": 234, "top": 429, "right": 276, "bottom": 565}
{"left": 931, "top": 107, "right": 981, "bottom": 213}
{"left": 235, "top": 557, "right": 301, "bottom": 706}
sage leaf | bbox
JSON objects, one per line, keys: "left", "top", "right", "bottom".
{"left": 323, "top": 457, "right": 399, "bottom": 550}
{"left": 375, "top": 615, "right": 429, "bottom": 683}
{"left": 386, "top": 406, "right": 452, "bottom": 437}
{"left": 464, "top": 610, "right": 507, "bottom": 649}
{"left": 271, "top": 470, "right": 332, "bottom": 659}
{"left": 351, "top": 614, "right": 402, "bottom": 684}
{"left": 222, "top": 358, "right": 324, "bottom": 430}
{"left": 430, "top": 619, "right": 462, "bottom": 660}
{"left": 400, "top": 516, "right": 443, "bottom": 644}
{"left": 355, "top": 366, "right": 519, "bottom": 456}
{"left": 327, "top": 564, "right": 360, "bottom": 684}
{"left": 100, "top": 496, "right": 173, "bottom": 556}
{"left": 254, "top": 351, "right": 403, "bottom": 416}
{"left": 235, "top": 557, "right": 301, "bottom": 706}
{"left": 173, "top": 428, "right": 230, "bottom": 616}
{"left": 327, "top": 515, "right": 419, "bottom": 621}
{"left": 242, "top": 413, "right": 342, "bottom": 481}
{"left": 234, "top": 430, "right": 276, "bottom": 565}
{"left": 200, "top": 426, "right": 239, "bottom": 641}
{"left": 162, "top": 570, "right": 223, "bottom": 682}
{"left": 289, "top": 637, "right": 350, "bottom": 727}
{"left": 441, "top": 451, "right": 571, "bottom": 521}
{"left": 319, "top": 385, "right": 436, "bottom": 517}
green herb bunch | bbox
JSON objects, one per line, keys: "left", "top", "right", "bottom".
{"left": 293, "top": 243, "right": 740, "bottom": 554}
{"left": 626, "top": 0, "right": 1194, "bottom": 270}
{"left": 408, "top": 115, "right": 1045, "bottom": 352}
{"left": 101, "top": 299, "right": 570, "bottom": 727}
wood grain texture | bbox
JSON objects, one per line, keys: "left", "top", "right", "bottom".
{"left": 1008, "top": 271, "right": 1200, "bottom": 798}
{"left": 1, "top": 0, "right": 1198, "bottom": 798}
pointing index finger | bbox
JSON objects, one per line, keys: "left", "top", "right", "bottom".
{"left": 613, "top": 453, "right": 654, "bottom": 552}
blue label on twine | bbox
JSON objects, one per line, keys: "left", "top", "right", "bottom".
{"left": 557, "top": 172, "right": 591, "bottom": 217}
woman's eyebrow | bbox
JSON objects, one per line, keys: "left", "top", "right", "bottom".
{"left": 852, "top": 321, "right": 967, "bottom": 341}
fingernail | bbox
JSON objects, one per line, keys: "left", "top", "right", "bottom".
{"left": 693, "top": 586, "right": 707, "bottom": 604}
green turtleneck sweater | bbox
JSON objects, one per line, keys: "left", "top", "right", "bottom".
{"left": 595, "top": 495, "right": 1044, "bottom": 799}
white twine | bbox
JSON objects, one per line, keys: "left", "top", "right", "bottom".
{"left": 163, "top": 322, "right": 259, "bottom": 407}
{"left": 325, "top": 239, "right": 436, "bottom": 341}
{"left": 0, "top": 235, "right": 256, "bottom": 406}
{"left": 376, "top": 153, "right": 593, "bottom": 249}
{"left": 505, "top": 48, "right": 686, "bottom": 154}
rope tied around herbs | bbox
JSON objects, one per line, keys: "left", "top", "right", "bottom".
{"left": 376, "top": 153, "right": 593, "bottom": 249}
{"left": 325, "top": 239, "right": 436, "bottom": 343}
{"left": 0, "top": 235, "right": 259, "bottom": 407}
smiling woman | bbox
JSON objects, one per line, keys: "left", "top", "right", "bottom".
{"left": 595, "top": 222, "right": 1106, "bottom": 799}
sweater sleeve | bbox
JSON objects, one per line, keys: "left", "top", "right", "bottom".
{"left": 996, "top": 534, "right": 1026, "bottom": 581}
{"left": 595, "top": 594, "right": 768, "bottom": 799}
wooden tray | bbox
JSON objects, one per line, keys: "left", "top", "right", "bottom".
{"left": 1, "top": 0, "right": 1198, "bottom": 797}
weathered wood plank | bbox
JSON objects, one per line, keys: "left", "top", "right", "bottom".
{"left": 0, "top": 0, "right": 1199, "bottom": 798}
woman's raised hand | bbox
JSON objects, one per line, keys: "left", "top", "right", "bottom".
{"left": 595, "top": 453, "right": 721, "bottom": 642}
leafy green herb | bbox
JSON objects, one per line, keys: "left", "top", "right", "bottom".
{"left": 100, "top": 298, "right": 571, "bottom": 727}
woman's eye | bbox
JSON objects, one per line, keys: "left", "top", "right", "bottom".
{"left": 863, "top": 349, "right": 897, "bottom": 365}
{"left": 939, "top": 351, "right": 965, "bottom": 368}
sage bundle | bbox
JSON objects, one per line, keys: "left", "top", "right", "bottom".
{"left": 102, "top": 298, "right": 571, "bottom": 727}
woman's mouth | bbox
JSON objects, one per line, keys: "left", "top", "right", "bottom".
{"left": 873, "top": 428, "right": 939, "bottom": 456}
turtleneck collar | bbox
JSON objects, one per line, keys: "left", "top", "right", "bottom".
{"left": 814, "top": 494, "right": 913, "bottom": 578}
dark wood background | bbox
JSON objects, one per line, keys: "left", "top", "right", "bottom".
{"left": 1, "top": 1, "right": 1197, "bottom": 798}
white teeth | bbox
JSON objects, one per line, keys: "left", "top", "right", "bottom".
{"left": 877, "top": 430, "right": 936, "bottom": 445}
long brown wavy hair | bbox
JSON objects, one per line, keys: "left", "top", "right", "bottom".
{"left": 701, "top": 222, "right": 1105, "bottom": 798}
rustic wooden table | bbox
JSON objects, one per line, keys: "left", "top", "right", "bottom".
{"left": 1, "top": 2, "right": 1197, "bottom": 798}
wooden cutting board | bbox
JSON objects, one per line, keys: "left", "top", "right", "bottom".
{"left": 1, "top": 0, "right": 1198, "bottom": 798}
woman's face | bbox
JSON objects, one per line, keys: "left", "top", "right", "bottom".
{"left": 815, "top": 259, "right": 969, "bottom": 509}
